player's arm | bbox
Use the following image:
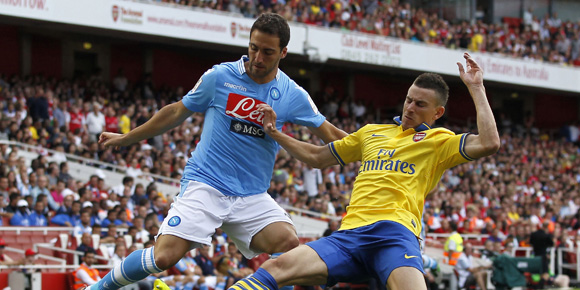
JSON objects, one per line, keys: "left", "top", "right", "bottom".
{"left": 308, "top": 121, "right": 348, "bottom": 144}
{"left": 99, "top": 101, "right": 193, "bottom": 148}
{"left": 457, "top": 53, "right": 500, "bottom": 159}
{"left": 258, "top": 104, "right": 338, "bottom": 169}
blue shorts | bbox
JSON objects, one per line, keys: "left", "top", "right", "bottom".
{"left": 307, "top": 220, "right": 424, "bottom": 287}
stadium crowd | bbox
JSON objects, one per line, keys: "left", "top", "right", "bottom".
{"left": 0, "top": 66, "right": 579, "bottom": 286}
{"left": 151, "top": 0, "right": 580, "bottom": 66}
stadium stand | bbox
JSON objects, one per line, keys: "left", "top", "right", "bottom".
{"left": 147, "top": 0, "right": 580, "bottom": 66}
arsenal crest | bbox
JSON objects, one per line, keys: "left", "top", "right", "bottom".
{"left": 112, "top": 5, "right": 119, "bottom": 22}
{"left": 413, "top": 132, "right": 426, "bottom": 142}
{"left": 231, "top": 22, "right": 237, "bottom": 38}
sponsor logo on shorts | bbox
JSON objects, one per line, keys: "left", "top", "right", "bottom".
{"left": 230, "top": 120, "right": 265, "bottom": 138}
{"left": 404, "top": 253, "right": 418, "bottom": 259}
{"left": 168, "top": 216, "right": 181, "bottom": 227}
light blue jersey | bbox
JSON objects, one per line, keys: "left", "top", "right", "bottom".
{"left": 181, "top": 56, "right": 325, "bottom": 197}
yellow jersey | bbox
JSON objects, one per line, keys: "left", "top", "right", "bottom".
{"left": 119, "top": 114, "right": 131, "bottom": 134}
{"left": 328, "top": 117, "right": 473, "bottom": 237}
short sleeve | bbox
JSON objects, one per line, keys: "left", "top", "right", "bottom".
{"left": 286, "top": 83, "right": 325, "bottom": 128}
{"left": 436, "top": 133, "right": 474, "bottom": 170}
{"left": 328, "top": 128, "right": 364, "bottom": 166}
{"left": 182, "top": 67, "right": 218, "bottom": 112}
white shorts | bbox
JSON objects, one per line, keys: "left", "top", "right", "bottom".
{"left": 158, "top": 181, "right": 293, "bottom": 258}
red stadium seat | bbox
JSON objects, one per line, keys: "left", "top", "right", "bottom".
{"left": 247, "top": 253, "right": 270, "bottom": 272}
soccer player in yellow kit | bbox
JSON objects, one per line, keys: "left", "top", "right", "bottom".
{"left": 228, "top": 53, "right": 500, "bottom": 290}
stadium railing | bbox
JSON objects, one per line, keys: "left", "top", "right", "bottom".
{"left": 558, "top": 243, "right": 580, "bottom": 281}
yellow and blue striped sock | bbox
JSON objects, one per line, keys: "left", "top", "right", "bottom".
{"left": 229, "top": 268, "right": 277, "bottom": 290}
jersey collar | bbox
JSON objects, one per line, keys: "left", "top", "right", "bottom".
{"left": 393, "top": 116, "right": 431, "bottom": 132}
{"left": 239, "top": 55, "right": 280, "bottom": 81}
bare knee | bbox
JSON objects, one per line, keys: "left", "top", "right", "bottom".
{"left": 262, "top": 256, "right": 286, "bottom": 273}
{"left": 276, "top": 235, "right": 299, "bottom": 253}
{"left": 251, "top": 222, "right": 300, "bottom": 254}
{"left": 154, "top": 245, "right": 184, "bottom": 270}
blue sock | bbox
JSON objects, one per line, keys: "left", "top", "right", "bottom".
{"left": 230, "top": 268, "right": 278, "bottom": 290}
{"left": 422, "top": 254, "right": 438, "bottom": 270}
{"left": 90, "top": 247, "right": 163, "bottom": 290}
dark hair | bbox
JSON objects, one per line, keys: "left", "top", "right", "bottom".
{"left": 122, "top": 176, "right": 134, "bottom": 185}
{"left": 250, "top": 13, "right": 290, "bottom": 50}
{"left": 84, "top": 248, "right": 96, "bottom": 257}
{"left": 449, "top": 220, "right": 458, "bottom": 231}
{"left": 413, "top": 73, "right": 449, "bottom": 106}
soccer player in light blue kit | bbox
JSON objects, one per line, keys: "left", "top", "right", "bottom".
{"left": 93, "top": 13, "right": 346, "bottom": 290}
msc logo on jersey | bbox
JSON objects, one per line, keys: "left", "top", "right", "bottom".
{"left": 269, "top": 87, "right": 281, "bottom": 100}
{"left": 168, "top": 216, "right": 181, "bottom": 227}
{"left": 230, "top": 120, "right": 265, "bottom": 138}
{"left": 413, "top": 132, "right": 426, "bottom": 142}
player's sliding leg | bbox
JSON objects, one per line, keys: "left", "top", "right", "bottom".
{"left": 88, "top": 235, "right": 191, "bottom": 290}
{"left": 229, "top": 245, "right": 328, "bottom": 290}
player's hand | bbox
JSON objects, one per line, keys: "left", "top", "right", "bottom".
{"left": 457, "top": 52, "right": 483, "bottom": 88}
{"left": 99, "top": 132, "right": 129, "bottom": 148}
{"left": 257, "top": 104, "right": 278, "bottom": 135}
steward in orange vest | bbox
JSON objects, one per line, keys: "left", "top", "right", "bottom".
{"left": 73, "top": 249, "right": 101, "bottom": 290}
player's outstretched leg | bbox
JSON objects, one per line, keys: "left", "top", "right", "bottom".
{"left": 229, "top": 268, "right": 278, "bottom": 290}
{"left": 88, "top": 247, "right": 163, "bottom": 290}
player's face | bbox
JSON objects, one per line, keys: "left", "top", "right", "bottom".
{"left": 247, "top": 30, "right": 287, "bottom": 84}
{"left": 401, "top": 84, "right": 445, "bottom": 131}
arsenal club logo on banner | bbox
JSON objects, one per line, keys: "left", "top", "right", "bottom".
{"left": 413, "top": 132, "right": 426, "bottom": 142}
{"left": 112, "top": 5, "right": 119, "bottom": 22}
{"left": 230, "top": 22, "right": 237, "bottom": 38}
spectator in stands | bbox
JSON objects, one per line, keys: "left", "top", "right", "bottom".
{"left": 480, "top": 239, "right": 496, "bottom": 261}
{"left": 4, "top": 192, "right": 20, "bottom": 215}
{"left": 529, "top": 220, "right": 555, "bottom": 288}
{"left": 219, "top": 243, "right": 254, "bottom": 288}
{"left": 322, "top": 219, "right": 339, "bottom": 237}
{"left": 73, "top": 209, "right": 93, "bottom": 237}
{"left": 58, "top": 162, "right": 73, "bottom": 185}
{"left": 101, "top": 208, "right": 120, "bottom": 228}
{"left": 100, "top": 223, "right": 119, "bottom": 244}
{"left": 86, "top": 102, "right": 106, "bottom": 143}
{"left": 455, "top": 242, "right": 492, "bottom": 290}
{"left": 195, "top": 244, "right": 219, "bottom": 277}
{"left": 10, "top": 199, "right": 31, "bottom": 226}
{"left": 31, "top": 175, "right": 59, "bottom": 211}
{"left": 73, "top": 249, "right": 101, "bottom": 289}
{"left": 109, "top": 242, "right": 127, "bottom": 266}
{"left": 28, "top": 200, "right": 47, "bottom": 226}
{"left": 76, "top": 233, "right": 96, "bottom": 262}
{"left": 131, "top": 216, "right": 149, "bottom": 243}
{"left": 163, "top": 251, "right": 206, "bottom": 290}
